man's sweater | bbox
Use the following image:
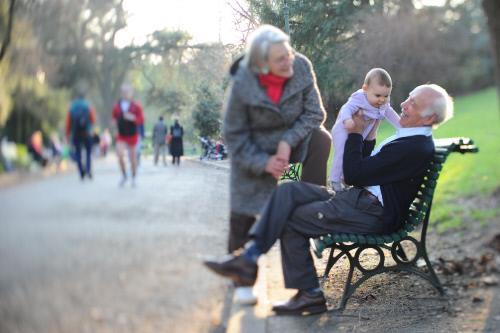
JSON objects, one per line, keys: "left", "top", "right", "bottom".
{"left": 343, "top": 133, "right": 435, "bottom": 233}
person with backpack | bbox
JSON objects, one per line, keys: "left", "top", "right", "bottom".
{"left": 65, "top": 92, "right": 96, "bottom": 180}
{"left": 112, "top": 84, "right": 145, "bottom": 187}
{"left": 169, "top": 119, "right": 184, "bottom": 165}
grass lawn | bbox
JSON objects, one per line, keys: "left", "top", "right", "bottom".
{"left": 329, "top": 87, "right": 500, "bottom": 231}
{"left": 427, "top": 88, "right": 499, "bottom": 230}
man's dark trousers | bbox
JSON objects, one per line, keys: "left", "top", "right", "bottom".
{"left": 249, "top": 181, "right": 384, "bottom": 290}
{"left": 73, "top": 137, "right": 92, "bottom": 178}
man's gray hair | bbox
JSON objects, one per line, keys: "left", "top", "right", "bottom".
{"left": 121, "top": 83, "right": 133, "bottom": 93}
{"left": 418, "top": 84, "right": 454, "bottom": 127}
{"left": 241, "top": 25, "right": 291, "bottom": 74}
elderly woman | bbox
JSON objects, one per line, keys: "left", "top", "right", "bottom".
{"left": 223, "top": 25, "right": 331, "bottom": 303}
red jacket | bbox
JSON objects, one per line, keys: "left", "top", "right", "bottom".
{"left": 112, "top": 100, "right": 144, "bottom": 146}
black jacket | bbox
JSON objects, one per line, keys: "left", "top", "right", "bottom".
{"left": 343, "top": 133, "right": 435, "bottom": 233}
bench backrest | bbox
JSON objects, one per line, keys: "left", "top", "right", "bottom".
{"left": 404, "top": 137, "right": 478, "bottom": 232}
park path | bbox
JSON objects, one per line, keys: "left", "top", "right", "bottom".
{"left": 0, "top": 156, "right": 231, "bottom": 333}
{"left": 1, "top": 156, "right": 499, "bottom": 333}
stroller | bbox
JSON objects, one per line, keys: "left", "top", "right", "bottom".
{"left": 199, "top": 136, "right": 227, "bottom": 160}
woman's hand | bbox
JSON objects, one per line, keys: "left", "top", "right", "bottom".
{"left": 265, "top": 140, "right": 291, "bottom": 179}
{"left": 265, "top": 155, "right": 288, "bottom": 180}
{"left": 276, "top": 140, "right": 291, "bottom": 164}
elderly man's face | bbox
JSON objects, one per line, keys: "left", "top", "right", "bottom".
{"left": 267, "top": 42, "right": 295, "bottom": 78}
{"left": 121, "top": 86, "right": 133, "bottom": 100}
{"left": 399, "top": 88, "right": 436, "bottom": 128}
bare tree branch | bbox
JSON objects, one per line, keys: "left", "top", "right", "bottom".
{"left": 227, "top": 0, "right": 257, "bottom": 44}
{"left": 228, "top": 0, "right": 257, "bottom": 25}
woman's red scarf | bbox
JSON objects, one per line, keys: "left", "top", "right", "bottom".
{"left": 258, "top": 73, "right": 288, "bottom": 104}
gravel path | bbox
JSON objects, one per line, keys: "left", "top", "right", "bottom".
{"left": 0, "top": 157, "right": 231, "bottom": 333}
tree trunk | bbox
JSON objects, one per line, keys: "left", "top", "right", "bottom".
{"left": 482, "top": 0, "right": 500, "bottom": 111}
{"left": 0, "top": 0, "right": 16, "bottom": 63}
{"left": 0, "top": 128, "right": 7, "bottom": 172}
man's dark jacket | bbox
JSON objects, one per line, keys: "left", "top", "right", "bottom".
{"left": 343, "top": 133, "right": 435, "bottom": 233}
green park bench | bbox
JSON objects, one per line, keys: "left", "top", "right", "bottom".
{"left": 281, "top": 137, "right": 478, "bottom": 310}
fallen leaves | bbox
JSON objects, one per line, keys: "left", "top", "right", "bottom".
{"left": 436, "top": 251, "right": 497, "bottom": 279}
{"left": 487, "top": 233, "right": 500, "bottom": 252}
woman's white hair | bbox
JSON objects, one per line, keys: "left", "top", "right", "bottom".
{"left": 241, "top": 24, "right": 291, "bottom": 74}
{"left": 417, "top": 84, "right": 454, "bottom": 127}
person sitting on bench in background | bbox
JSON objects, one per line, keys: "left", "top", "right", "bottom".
{"left": 204, "top": 84, "right": 454, "bottom": 316}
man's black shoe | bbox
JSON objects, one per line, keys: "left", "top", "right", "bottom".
{"left": 272, "top": 290, "right": 327, "bottom": 316}
{"left": 203, "top": 254, "right": 257, "bottom": 286}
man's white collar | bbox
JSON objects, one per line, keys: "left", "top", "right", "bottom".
{"left": 395, "top": 126, "right": 432, "bottom": 138}
{"left": 372, "top": 126, "right": 433, "bottom": 156}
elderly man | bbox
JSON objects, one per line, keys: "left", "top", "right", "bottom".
{"left": 204, "top": 84, "right": 454, "bottom": 315}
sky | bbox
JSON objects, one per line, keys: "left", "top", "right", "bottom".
{"left": 117, "top": 0, "right": 243, "bottom": 46}
{"left": 117, "top": 0, "right": 447, "bottom": 47}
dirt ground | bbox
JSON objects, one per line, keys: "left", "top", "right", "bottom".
{"left": 263, "top": 191, "right": 499, "bottom": 333}
{"left": 317, "top": 192, "right": 500, "bottom": 332}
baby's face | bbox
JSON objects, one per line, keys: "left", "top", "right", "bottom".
{"left": 364, "top": 83, "right": 391, "bottom": 108}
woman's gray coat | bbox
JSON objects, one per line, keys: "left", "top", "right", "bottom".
{"left": 223, "top": 53, "right": 327, "bottom": 216}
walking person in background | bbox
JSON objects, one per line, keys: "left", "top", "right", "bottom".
{"left": 65, "top": 92, "right": 96, "bottom": 180}
{"left": 112, "top": 83, "right": 144, "bottom": 187}
{"left": 152, "top": 116, "right": 168, "bottom": 166}
{"left": 49, "top": 131, "right": 63, "bottom": 169}
{"left": 100, "top": 128, "right": 112, "bottom": 157}
{"left": 91, "top": 128, "right": 101, "bottom": 157}
{"left": 28, "top": 130, "right": 48, "bottom": 167}
{"left": 170, "top": 119, "right": 184, "bottom": 165}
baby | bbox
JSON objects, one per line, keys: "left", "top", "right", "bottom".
{"left": 329, "top": 68, "right": 400, "bottom": 191}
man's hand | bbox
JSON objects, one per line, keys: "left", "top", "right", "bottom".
{"left": 265, "top": 155, "right": 288, "bottom": 180}
{"left": 343, "top": 118, "right": 355, "bottom": 130}
{"left": 366, "top": 119, "right": 381, "bottom": 141}
{"left": 123, "top": 112, "right": 136, "bottom": 121}
{"left": 347, "top": 110, "right": 368, "bottom": 134}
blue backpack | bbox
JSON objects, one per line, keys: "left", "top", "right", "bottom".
{"left": 70, "top": 99, "right": 91, "bottom": 140}
{"left": 172, "top": 126, "right": 182, "bottom": 138}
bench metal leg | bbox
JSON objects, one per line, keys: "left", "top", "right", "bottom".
{"left": 419, "top": 244, "right": 445, "bottom": 295}
{"left": 338, "top": 249, "right": 356, "bottom": 310}
{"left": 321, "top": 239, "right": 445, "bottom": 310}
{"left": 323, "top": 246, "right": 346, "bottom": 278}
